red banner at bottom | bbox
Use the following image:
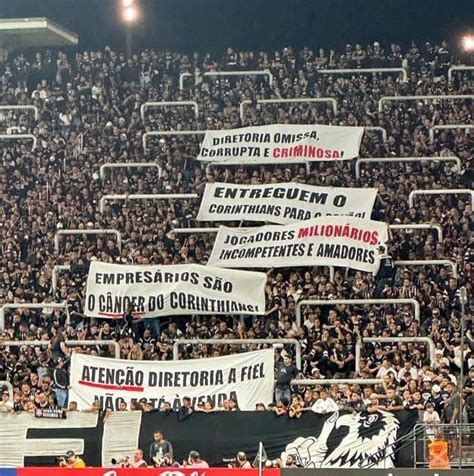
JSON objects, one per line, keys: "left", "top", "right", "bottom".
{"left": 18, "top": 468, "right": 280, "bottom": 476}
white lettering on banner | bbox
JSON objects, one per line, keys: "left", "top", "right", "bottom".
{"left": 197, "top": 183, "right": 377, "bottom": 224}
{"left": 69, "top": 350, "right": 275, "bottom": 411}
{"left": 84, "top": 262, "right": 266, "bottom": 319}
{"left": 207, "top": 216, "right": 389, "bottom": 274}
{"left": 197, "top": 124, "right": 364, "bottom": 163}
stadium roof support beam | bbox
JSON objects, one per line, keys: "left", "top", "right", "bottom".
{"left": 448, "top": 65, "right": 474, "bottom": 81}
{"left": 173, "top": 338, "right": 302, "bottom": 370}
{"left": 408, "top": 189, "right": 473, "bottom": 209}
{"left": 0, "top": 340, "right": 120, "bottom": 359}
{"left": 142, "top": 130, "right": 205, "bottom": 151}
{"left": 140, "top": 101, "right": 199, "bottom": 122}
{"left": 296, "top": 298, "right": 420, "bottom": 330}
{"left": 356, "top": 337, "right": 436, "bottom": 373}
{"left": 52, "top": 265, "right": 71, "bottom": 296}
{"left": 0, "top": 133, "right": 37, "bottom": 150}
{"left": 240, "top": 97, "right": 337, "bottom": 121}
{"left": 365, "top": 126, "right": 387, "bottom": 142}
{"left": 0, "top": 303, "right": 68, "bottom": 330}
{"left": 394, "top": 259, "right": 458, "bottom": 278}
{"left": 99, "top": 162, "right": 162, "bottom": 181}
{"left": 429, "top": 124, "right": 474, "bottom": 144}
{"left": 378, "top": 94, "right": 474, "bottom": 112}
{"left": 54, "top": 229, "right": 123, "bottom": 253}
{"left": 355, "top": 156, "right": 461, "bottom": 179}
{"left": 0, "top": 105, "right": 39, "bottom": 121}
{"left": 318, "top": 67, "right": 408, "bottom": 82}
{"left": 99, "top": 193, "right": 198, "bottom": 213}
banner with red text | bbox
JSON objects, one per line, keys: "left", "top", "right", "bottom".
{"left": 69, "top": 350, "right": 274, "bottom": 411}
{"left": 208, "top": 216, "right": 388, "bottom": 273}
{"left": 84, "top": 262, "right": 266, "bottom": 319}
{"left": 197, "top": 182, "right": 377, "bottom": 224}
{"left": 18, "top": 469, "right": 280, "bottom": 476}
{"left": 197, "top": 124, "right": 364, "bottom": 163}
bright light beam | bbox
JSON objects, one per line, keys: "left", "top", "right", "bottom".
{"left": 462, "top": 35, "right": 474, "bottom": 52}
{"left": 122, "top": 5, "right": 138, "bottom": 23}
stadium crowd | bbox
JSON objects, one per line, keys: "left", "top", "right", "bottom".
{"left": 0, "top": 40, "right": 472, "bottom": 428}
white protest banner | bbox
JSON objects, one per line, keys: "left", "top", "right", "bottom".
{"left": 85, "top": 262, "right": 266, "bottom": 319}
{"left": 197, "top": 123, "right": 364, "bottom": 163}
{"left": 197, "top": 182, "right": 377, "bottom": 224}
{"left": 208, "top": 216, "right": 388, "bottom": 273}
{"left": 69, "top": 349, "right": 275, "bottom": 411}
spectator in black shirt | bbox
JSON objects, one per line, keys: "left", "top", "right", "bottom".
{"left": 275, "top": 354, "right": 298, "bottom": 404}
{"left": 149, "top": 430, "right": 173, "bottom": 466}
{"left": 178, "top": 396, "right": 194, "bottom": 422}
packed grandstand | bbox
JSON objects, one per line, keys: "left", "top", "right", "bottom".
{"left": 0, "top": 23, "right": 473, "bottom": 472}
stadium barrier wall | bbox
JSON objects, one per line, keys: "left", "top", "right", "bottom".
{"left": 3, "top": 470, "right": 280, "bottom": 476}
{"left": 281, "top": 470, "right": 473, "bottom": 476}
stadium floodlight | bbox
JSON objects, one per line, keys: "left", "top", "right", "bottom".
{"left": 462, "top": 35, "right": 474, "bottom": 52}
{"left": 122, "top": 5, "right": 138, "bottom": 23}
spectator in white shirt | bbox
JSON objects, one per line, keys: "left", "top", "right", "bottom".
{"left": 376, "top": 359, "right": 397, "bottom": 379}
{"left": 397, "top": 361, "right": 418, "bottom": 383}
{"left": 312, "top": 389, "right": 339, "bottom": 414}
{"left": 423, "top": 403, "right": 441, "bottom": 440}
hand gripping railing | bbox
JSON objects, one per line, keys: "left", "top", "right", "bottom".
{"left": 394, "top": 259, "right": 458, "bottom": 278}
{"left": 240, "top": 97, "right": 337, "bottom": 121}
{"left": 356, "top": 337, "right": 435, "bottom": 373}
{"left": 0, "top": 105, "right": 39, "bottom": 121}
{"left": 0, "top": 339, "right": 120, "bottom": 359}
{"left": 355, "top": 156, "right": 461, "bottom": 179}
{"left": 318, "top": 67, "right": 408, "bottom": 82}
{"left": 365, "top": 126, "right": 387, "bottom": 141}
{"left": 140, "top": 101, "right": 199, "bottom": 122}
{"left": 296, "top": 298, "right": 420, "bottom": 329}
{"left": 0, "top": 380, "right": 13, "bottom": 402}
{"left": 389, "top": 223, "right": 443, "bottom": 241}
{"left": 99, "top": 162, "right": 162, "bottom": 181}
{"left": 429, "top": 124, "right": 474, "bottom": 143}
{"left": 409, "top": 189, "right": 473, "bottom": 208}
{"left": 54, "top": 229, "right": 122, "bottom": 253}
{"left": 378, "top": 94, "right": 474, "bottom": 112}
{"left": 52, "top": 265, "right": 71, "bottom": 295}
{"left": 173, "top": 338, "right": 301, "bottom": 369}
{"left": 142, "top": 130, "right": 205, "bottom": 151}
{"left": 99, "top": 193, "right": 198, "bottom": 213}
{"left": 0, "top": 302, "right": 69, "bottom": 330}
{"left": 448, "top": 64, "right": 474, "bottom": 81}
{"left": 0, "top": 133, "right": 37, "bottom": 150}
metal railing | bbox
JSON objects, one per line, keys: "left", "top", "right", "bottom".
{"left": 0, "top": 302, "right": 69, "bottom": 330}
{"left": 389, "top": 223, "right": 443, "bottom": 241}
{"left": 296, "top": 298, "right": 420, "bottom": 329}
{"left": 365, "top": 126, "right": 387, "bottom": 141}
{"left": 99, "top": 193, "right": 198, "bottom": 213}
{"left": 0, "top": 339, "right": 120, "bottom": 359}
{"left": 448, "top": 64, "right": 474, "bottom": 81}
{"left": 291, "top": 378, "right": 383, "bottom": 386}
{"left": 99, "top": 162, "right": 162, "bottom": 181}
{"left": 54, "top": 229, "right": 122, "bottom": 253}
{"left": 413, "top": 423, "right": 474, "bottom": 468}
{"left": 140, "top": 101, "right": 199, "bottom": 121}
{"left": 409, "top": 189, "right": 474, "bottom": 208}
{"left": 355, "top": 156, "right": 461, "bottom": 179}
{"left": 0, "top": 380, "right": 13, "bottom": 402}
{"left": 394, "top": 259, "right": 458, "bottom": 278}
{"left": 173, "top": 338, "right": 302, "bottom": 369}
{"left": 356, "top": 337, "right": 435, "bottom": 372}
{"left": 318, "top": 67, "right": 408, "bottom": 82}
{"left": 0, "top": 133, "right": 37, "bottom": 150}
{"left": 52, "top": 264, "right": 71, "bottom": 295}
{"left": 240, "top": 97, "right": 337, "bottom": 121}
{"left": 429, "top": 124, "right": 474, "bottom": 143}
{"left": 0, "top": 105, "right": 39, "bottom": 121}
{"left": 378, "top": 94, "right": 474, "bottom": 112}
{"left": 179, "top": 72, "right": 193, "bottom": 90}
{"left": 142, "top": 130, "right": 205, "bottom": 151}
{"left": 203, "top": 69, "right": 273, "bottom": 84}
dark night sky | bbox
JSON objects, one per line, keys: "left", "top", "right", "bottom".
{"left": 1, "top": 0, "right": 473, "bottom": 53}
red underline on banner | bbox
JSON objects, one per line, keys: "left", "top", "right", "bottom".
{"left": 97, "top": 311, "right": 147, "bottom": 318}
{"left": 78, "top": 380, "right": 145, "bottom": 392}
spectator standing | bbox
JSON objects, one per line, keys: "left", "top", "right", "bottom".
{"left": 149, "top": 430, "right": 173, "bottom": 466}
{"left": 275, "top": 354, "right": 298, "bottom": 404}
